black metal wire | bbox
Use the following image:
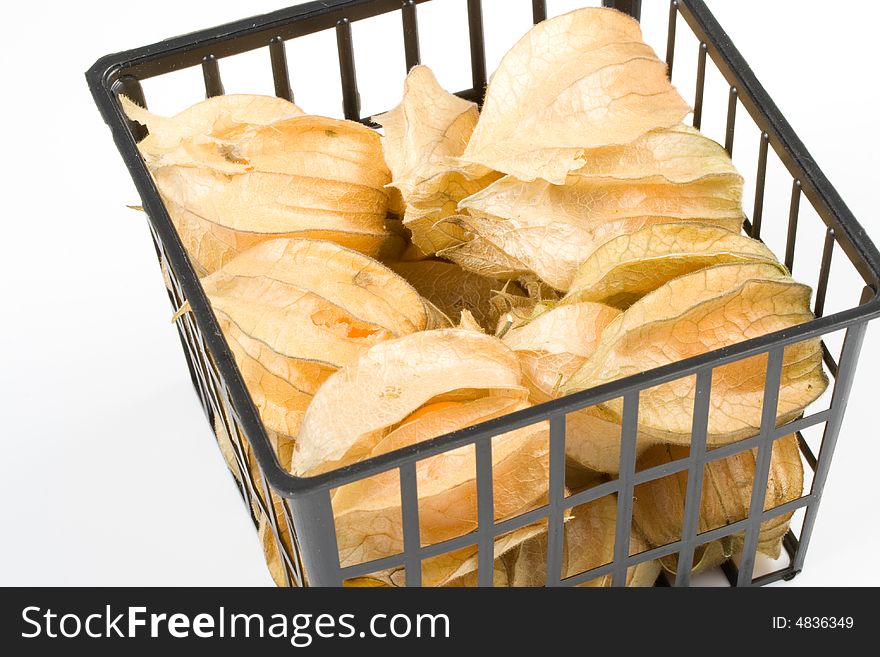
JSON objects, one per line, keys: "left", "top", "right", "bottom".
{"left": 545, "top": 414, "right": 566, "bottom": 586}
{"left": 400, "top": 462, "right": 422, "bottom": 586}
{"left": 725, "top": 86, "right": 738, "bottom": 155}
{"left": 475, "top": 436, "right": 495, "bottom": 587}
{"left": 201, "top": 54, "right": 225, "bottom": 97}
{"left": 785, "top": 179, "right": 802, "bottom": 273}
{"left": 401, "top": 0, "right": 420, "bottom": 71}
{"left": 692, "top": 42, "right": 707, "bottom": 129}
{"left": 752, "top": 132, "right": 770, "bottom": 239}
{"left": 269, "top": 36, "right": 294, "bottom": 102}
{"left": 674, "top": 369, "right": 712, "bottom": 586}
{"left": 466, "top": 0, "right": 487, "bottom": 95}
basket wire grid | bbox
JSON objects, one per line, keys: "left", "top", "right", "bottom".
{"left": 87, "top": 0, "right": 880, "bottom": 587}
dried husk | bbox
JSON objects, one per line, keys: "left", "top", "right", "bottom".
{"left": 499, "top": 302, "right": 650, "bottom": 474}
{"left": 447, "top": 172, "right": 744, "bottom": 291}
{"left": 633, "top": 434, "right": 804, "bottom": 574}
{"left": 563, "top": 405, "right": 655, "bottom": 476}
{"left": 388, "top": 260, "right": 520, "bottom": 331}
{"left": 563, "top": 263, "right": 828, "bottom": 446}
{"left": 572, "top": 124, "right": 739, "bottom": 184}
{"left": 501, "top": 301, "right": 621, "bottom": 403}
{"left": 258, "top": 505, "right": 302, "bottom": 587}
{"left": 456, "top": 308, "right": 485, "bottom": 333}
{"left": 565, "top": 222, "right": 786, "bottom": 308}
{"left": 447, "top": 123, "right": 746, "bottom": 291}
{"left": 121, "top": 94, "right": 305, "bottom": 162}
{"left": 214, "top": 415, "right": 300, "bottom": 587}
{"left": 291, "top": 329, "right": 552, "bottom": 571}
{"left": 213, "top": 414, "right": 243, "bottom": 483}
{"left": 375, "top": 66, "right": 500, "bottom": 254}
{"left": 460, "top": 8, "right": 690, "bottom": 184}
{"left": 153, "top": 167, "right": 403, "bottom": 277}
{"left": 503, "top": 494, "right": 661, "bottom": 587}
{"left": 344, "top": 522, "right": 548, "bottom": 587}
{"left": 202, "top": 238, "right": 447, "bottom": 442}
{"left": 258, "top": 514, "right": 288, "bottom": 587}
{"left": 123, "top": 95, "right": 402, "bottom": 275}
{"left": 292, "top": 329, "right": 528, "bottom": 475}
{"left": 329, "top": 397, "right": 547, "bottom": 567}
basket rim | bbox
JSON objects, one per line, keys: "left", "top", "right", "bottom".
{"left": 86, "top": 0, "right": 880, "bottom": 497}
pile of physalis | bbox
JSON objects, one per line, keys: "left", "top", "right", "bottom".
{"left": 123, "top": 7, "right": 825, "bottom": 587}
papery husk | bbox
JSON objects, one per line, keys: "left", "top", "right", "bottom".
{"left": 503, "top": 495, "right": 661, "bottom": 587}
{"left": 375, "top": 65, "right": 501, "bottom": 254}
{"left": 572, "top": 124, "right": 739, "bottom": 183}
{"left": 457, "top": 309, "right": 485, "bottom": 333}
{"left": 258, "top": 514, "right": 289, "bottom": 587}
{"left": 449, "top": 121, "right": 746, "bottom": 291}
{"left": 563, "top": 263, "right": 828, "bottom": 446}
{"left": 213, "top": 414, "right": 243, "bottom": 482}
{"left": 213, "top": 412, "right": 295, "bottom": 531}
{"left": 460, "top": 8, "right": 690, "bottom": 184}
{"left": 291, "top": 328, "right": 550, "bottom": 570}
{"left": 375, "top": 65, "right": 478, "bottom": 202}
{"left": 121, "top": 94, "right": 304, "bottom": 162}
{"left": 438, "top": 216, "right": 536, "bottom": 281}
{"left": 450, "top": 173, "right": 744, "bottom": 291}
{"left": 258, "top": 501, "right": 302, "bottom": 588}
{"left": 500, "top": 301, "right": 648, "bottom": 474}
{"left": 344, "top": 522, "right": 548, "bottom": 587}
{"left": 123, "top": 96, "right": 401, "bottom": 274}
{"left": 564, "top": 405, "right": 657, "bottom": 475}
{"left": 220, "top": 323, "right": 316, "bottom": 440}
{"left": 292, "top": 329, "right": 527, "bottom": 476}
{"left": 403, "top": 169, "right": 503, "bottom": 255}
{"left": 501, "top": 302, "right": 621, "bottom": 402}
{"left": 565, "top": 222, "right": 785, "bottom": 308}
{"left": 658, "top": 539, "right": 731, "bottom": 577}
{"left": 154, "top": 169, "right": 403, "bottom": 277}
{"left": 329, "top": 397, "right": 547, "bottom": 567}
{"left": 388, "top": 260, "right": 518, "bottom": 332}
{"left": 565, "top": 461, "right": 608, "bottom": 494}
{"left": 215, "top": 415, "right": 299, "bottom": 588}
{"left": 633, "top": 434, "right": 804, "bottom": 573}
{"left": 203, "top": 238, "right": 446, "bottom": 441}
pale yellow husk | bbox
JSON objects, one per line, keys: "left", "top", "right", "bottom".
{"left": 445, "top": 123, "right": 746, "bottom": 291}
{"left": 291, "top": 329, "right": 551, "bottom": 571}
{"left": 503, "top": 494, "right": 661, "bottom": 586}
{"left": 563, "top": 263, "right": 827, "bottom": 446}
{"left": 343, "top": 522, "right": 549, "bottom": 587}
{"left": 375, "top": 65, "right": 501, "bottom": 254}
{"left": 565, "top": 222, "right": 785, "bottom": 308}
{"left": 292, "top": 329, "right": 528, "bottom": 476}
{"left": 447, "top": 172, "right": 744, "bottom": 291}
{"left": 387, "top": 260, "right": 518, "bottom": 331}
{"left": 461, "top": 8, "right": 691, "bottom": 184}
{"left": 202, "top": 238, "right": 447, "bottom": 442}
{"left": 500, "top": 301, "right": 652, "bottom": 474}
{"left": 330, "top": 397, "right": 549, "bottom": 569}
{"left": 122, "top": 95, "right": 402, "bottom": 275}
{"left": 633, "top": 434, "right": 804, "bottom": 574}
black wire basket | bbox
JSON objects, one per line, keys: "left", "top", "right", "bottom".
{"left": 87, "top": 0, "right": 880, "bottom": 587}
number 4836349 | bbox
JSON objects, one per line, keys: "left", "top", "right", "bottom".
{"left": 795, "top": 617, "right": 854, "bottom": 629}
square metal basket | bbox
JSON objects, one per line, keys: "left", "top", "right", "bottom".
{"left": 87, "top": 0, "right": 880, "bottom": 586}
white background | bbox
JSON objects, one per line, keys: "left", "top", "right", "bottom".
{"left": 1, "top": 0, "right": 878, "bottom": 586}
